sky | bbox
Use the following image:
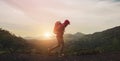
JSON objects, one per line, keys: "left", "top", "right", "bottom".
{"left": 0, "top": 0, "right": 120, "bottom": 37}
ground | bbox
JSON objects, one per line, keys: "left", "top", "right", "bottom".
{"left": 0, "top": 52, "right": 120, "bottom": 61}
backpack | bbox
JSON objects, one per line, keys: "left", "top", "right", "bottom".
{"left": 53, "top": 21, "right": 61, "bottom": 34}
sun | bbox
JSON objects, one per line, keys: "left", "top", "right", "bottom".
{"left": 44, "top": 32, "right": 52, "bottom": 38}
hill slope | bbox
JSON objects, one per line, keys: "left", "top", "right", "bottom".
{"left": 0, "top": 28, "right": 30, "bottom": 54}
{"left": 65, "top": 26, "right": 120, "bottom": 55}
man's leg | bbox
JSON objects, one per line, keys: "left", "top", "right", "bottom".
{"left": 60, "top": 41, "right": 64, "bottom": 55}
{"left": 48, "top": 36, "right": 61, "bottom": 55}
{"left": 58, "top": 35, "right": 64, "bottom": 56}
{"left": 49, "top": 43, "right": 60, "bottom": 53}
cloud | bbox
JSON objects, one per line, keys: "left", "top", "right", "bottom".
{"left": 114, "top": 0, "right": 120, "bottom": 2}
{"left": 0, "top": 0, "right": 120, "bottom": 36}
{"left": 0, "top": 0, "right": 42, "bottom": 36}
{"left": 100, "top": 0, "right": 120, "bottom": 2}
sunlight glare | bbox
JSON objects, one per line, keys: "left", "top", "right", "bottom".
{"left": 44, "top": 32, "right": 52, "bottom": 38}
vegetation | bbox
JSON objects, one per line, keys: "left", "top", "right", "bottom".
{"left": 0, "top": 28, "right": 32, "bottom": 54}
{"left": 0, "top": 26, "right": 120, "bottom": 56}
{"left": 64, "top": 26, "right": 120, "bottom": 55}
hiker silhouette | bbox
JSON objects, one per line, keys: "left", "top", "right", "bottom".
{"left": 48, "top": 19, "right": 70, "bottom": 56}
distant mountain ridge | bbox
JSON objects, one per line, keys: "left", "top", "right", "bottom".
{"left": 0, "top": 26, "right": 120, "bottom": 55}
{"left": 65, "top": 26, "right": 120, "bottom": 55}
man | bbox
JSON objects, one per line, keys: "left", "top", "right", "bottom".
{"left": 48, "top": 20, "right": 70, "bottom": 56}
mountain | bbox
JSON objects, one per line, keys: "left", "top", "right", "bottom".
{"left": 74, "top": 32, "right": 85, "bottom": 39}
{"left": 64, "top": 32, "right": 85, "bottom": 42}
{"left": 0, "top": 26, "right": 120, "bottom": 55}
{"left": 0, "top": 28, "right": 31, "bottom": 54}
{"left": 27, "top": 26, "right": 120, "bottom": 55}
{"left": 65, "top": 26, "right": 120, "bottom": 55}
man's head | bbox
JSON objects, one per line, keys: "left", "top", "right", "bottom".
{"left": 64, "top": 19, "right": 70, "bottom": 27}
